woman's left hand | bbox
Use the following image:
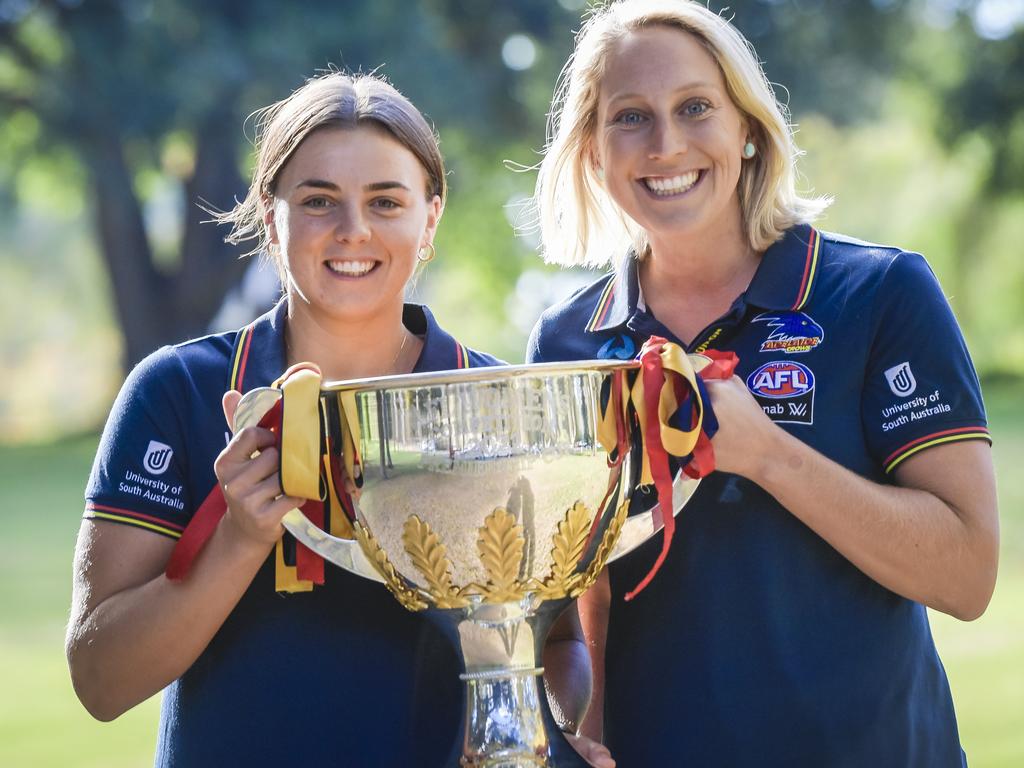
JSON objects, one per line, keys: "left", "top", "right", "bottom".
{"left": 703, "top": 374, "right": 778, "bottom": 480}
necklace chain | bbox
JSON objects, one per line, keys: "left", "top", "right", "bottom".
{"left": 391, "top": 328, "right": 410, "bottom": 374}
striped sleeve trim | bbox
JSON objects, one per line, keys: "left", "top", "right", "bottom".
{"left": 84, "top": 502, "right": 185, "bottom": 539}
{"left": 791, "top": 227, "right": 821, "bottom": 310}
{"left": 455, "top": 342, "right": 469, "bottom": 368}
{"left": 585, "top": 279, "right": 617, "bottom": 332}
{"left": 883, "top": 427, "right": 992, "bottom": 473}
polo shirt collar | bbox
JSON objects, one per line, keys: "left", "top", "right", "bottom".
{"left": 231, "top": 299, "right": 471, "bottom": 392}
{"left": 584, "top": 225, "right": 822, "bottom": 334}
{"left": 230, "top": 297, "right": 289, "bottom": 392}
{"left": 744, "top": 224, "right": 822, "bottom": 311}
{"left": 586, "top": 251, "right": 641, "bottom": 333}
{"left": 406, "top": 303, "right": 473, "bottom": 371}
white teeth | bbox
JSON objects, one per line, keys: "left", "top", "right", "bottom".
{"left": 643, "top": 171, "right": 700, "bottom": 196}
{"left": 327, "top": 260, "right": 375, "bottom": 276}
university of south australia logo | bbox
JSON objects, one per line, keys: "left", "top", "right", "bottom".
{"left": 143, "top": 440, "right": 174, "bottom": 475}
{"left": 884, "top": 362, "right": 917, "bottom": 397}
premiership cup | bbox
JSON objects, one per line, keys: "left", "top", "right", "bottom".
{"left": 233, "top": 357, "right": 711, "bottom": 767}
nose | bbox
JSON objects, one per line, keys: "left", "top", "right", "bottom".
{"left": 333, "top": 202, "right": 371, "bottom": 244}
{"left": 648, "top": 116, "right": 688, "bottom": 160}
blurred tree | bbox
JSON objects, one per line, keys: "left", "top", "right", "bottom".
{"left": 0, "top": 0, "right": 1018, "bottom": 373}
{"left": 0, "top": 0, "right": 575, "bottom": 369}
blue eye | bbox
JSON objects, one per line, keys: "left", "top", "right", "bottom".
{"left": 304, "top": 196, "right": 331, "bottom": 209}
{"left": 614, "top": 110, "right": 645, "bottom": 126}
{"left": 683, "top": 100, "right": 711, "bottom": 117}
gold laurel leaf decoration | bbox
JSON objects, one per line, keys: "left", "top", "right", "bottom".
{"left": 477, "top": 507, "right": 526, "bottom": 603}
{"left": 534, "top": 501, "right": 593, "bottom": 600}
{"left": 402, "top": 515, "right": 469, "bottom": 609}
{"left": 571, "top": 500, "right": 630, "bottom": 598}
{"left": 353, "top": 521, "right": 427, "bottom": 612}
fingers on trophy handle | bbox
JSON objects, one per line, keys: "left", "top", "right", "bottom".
{"left": 232, "top": 387, "right": 385, "bottom": 584}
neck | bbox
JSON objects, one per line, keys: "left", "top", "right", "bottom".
{"left": 284, "top": 297, "right": 422, "bottom": 381}
{"left": 639, "top": 208, "right": 760, "bottom": 344}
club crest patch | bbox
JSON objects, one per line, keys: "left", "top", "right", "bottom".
{"left": 597, "top": 334, "right": 636, "bottom": 360}
{"left": 884, "top": 362, "right": 917, "bottom": 397}
{"left": 753, "top": 312, "right": 824, "bottom": 354}
{"left": 746, "top": 360, "right": 815, "bottom": 424}
{"left": 143, "top": 440, "right": 174, "bottom": 476}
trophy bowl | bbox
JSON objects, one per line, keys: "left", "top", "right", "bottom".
{"left": 233, "top": 359, "right": 706, "bottom": 767}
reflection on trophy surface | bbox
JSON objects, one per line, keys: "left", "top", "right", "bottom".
{"left": 234, "top": 356, "right": 712, "bottom": 767}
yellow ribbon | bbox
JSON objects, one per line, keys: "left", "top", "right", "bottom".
{"left": 337, "top": 390, "right": 363, "bottom": 485}
{"left": 612, "top": 342, "right": 710, "bottom": 485}
{"left": 275, "top": 365, "right": 324, "bottom": 501}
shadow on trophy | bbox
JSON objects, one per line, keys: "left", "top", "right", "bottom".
{"left": 234, "top": 345, "right": 727, "bottom": 767}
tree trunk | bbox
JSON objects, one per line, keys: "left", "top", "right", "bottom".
{"left": 173, "top": 105, "right": 251, "bottom": 340}
{"left": 88, "top": 135, "right": 172, "bottom": 370}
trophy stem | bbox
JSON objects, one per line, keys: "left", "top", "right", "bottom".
{"left": 444, "top": 600, "right": 587, "bottom": 768}
{"left": 459, "top": 666, "right": 549, "bottom": 767}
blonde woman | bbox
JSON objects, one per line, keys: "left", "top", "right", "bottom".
{"left": 529, "top": 2, "right": 997, "bottom": 765}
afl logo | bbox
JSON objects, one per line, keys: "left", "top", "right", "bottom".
{"left": 143, "top": 440, "right": 174, "bottom": 475}
{"left": 747, "top": 361, "right": 814, "bottom": 398}
{"left": 884, "top": 362, "right": 917, "bottom": 397}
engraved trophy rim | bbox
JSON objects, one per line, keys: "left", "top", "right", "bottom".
{"left": 320, "top": 358, "right": 640, "bottom": 393}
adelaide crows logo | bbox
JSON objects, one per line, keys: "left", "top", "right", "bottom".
{"left": 753, "top": 311, "right": 824, "bottom": 354}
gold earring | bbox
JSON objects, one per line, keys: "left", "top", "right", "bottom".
{"left": 417, "top": 243, "right": 436, "bottom": 263}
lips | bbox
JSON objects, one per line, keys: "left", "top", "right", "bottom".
{"left": 640, "top": 170, "right": 701, "bottom": 196}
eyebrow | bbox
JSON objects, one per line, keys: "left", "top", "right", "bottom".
{"left": 605, "top": 81, "right": 720, "bottom": 105}
{"left": 295, "top": 179, "right": 412, "bottom": 193}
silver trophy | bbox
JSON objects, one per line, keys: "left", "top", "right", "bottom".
{"left": 234, "top": 360, "right": 706, "bottom": 767}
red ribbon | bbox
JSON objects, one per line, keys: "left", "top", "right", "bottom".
{"left": 624, "top": 342, "right": 738, "bottom": 601}
{"left": 165, "top": 398, "right": 324, "bottom": 585}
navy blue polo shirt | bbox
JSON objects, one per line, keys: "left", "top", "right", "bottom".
{"left": 528, "top": 225, "right": 989, "bottom": 767}
{"left": 85, "top": 298, "right": 501, "bottom": 768}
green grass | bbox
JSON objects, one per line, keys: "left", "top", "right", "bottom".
{"left": 0, "top": 382, "right": 1021, "bottom": 767}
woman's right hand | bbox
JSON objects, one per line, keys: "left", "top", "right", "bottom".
{"left": 565, "top": 733, "right": 616, "bottom": 768}
{"left": 215, "top": 390, "right": 304, "bottom": 548}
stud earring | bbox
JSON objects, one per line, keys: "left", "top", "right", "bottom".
{"left": 417, "top": 242, "right": 436, "bottom": 263}
{"left": 742, "top": 141, "right": 757, "bottom": 159}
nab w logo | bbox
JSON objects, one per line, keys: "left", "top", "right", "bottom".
{"left": 884, "top": 362, "right": 916, "bottom": 397}
{"left": 143, "top": 440, "right": 174, "bottom": 475}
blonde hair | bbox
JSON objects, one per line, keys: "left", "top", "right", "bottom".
{"left": 535, "top": 0, "right": 829, "bottom": 268}
{"left": 218, "top": 72, "right": 446, "bottom": 278}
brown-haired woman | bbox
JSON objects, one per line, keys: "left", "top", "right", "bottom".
{"left": 66, "top": 72, "right": 505, "bottom": 766}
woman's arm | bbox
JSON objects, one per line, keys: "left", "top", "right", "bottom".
{"left": 543, "top": 601, "right": 615, "bottom": 768}
{"left": 67, "top": 410, "right": 303, "bottom": 720}
{"left": 706, "top": 376, "right": 999, "bottom": 620}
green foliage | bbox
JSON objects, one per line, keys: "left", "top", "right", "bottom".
{"left": 1, "top": 0, "right": 1022, "bottom": 438}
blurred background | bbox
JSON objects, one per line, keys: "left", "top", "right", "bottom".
{"left": 0, "top": 0, "right": 1021, "bottom": 765}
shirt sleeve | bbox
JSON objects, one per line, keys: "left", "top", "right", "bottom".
{"left": 84, "top": 346, "right": 194, "bottom": 538}
{"left": 861, "top": 251, "right": 990, "bottom": 474}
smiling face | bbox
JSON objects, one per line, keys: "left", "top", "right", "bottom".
{"left": 594, "top": 25, "right": 750, "bottom": 247}
{"left": 267, "top": 125, "right": 441, "bottom": 327}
